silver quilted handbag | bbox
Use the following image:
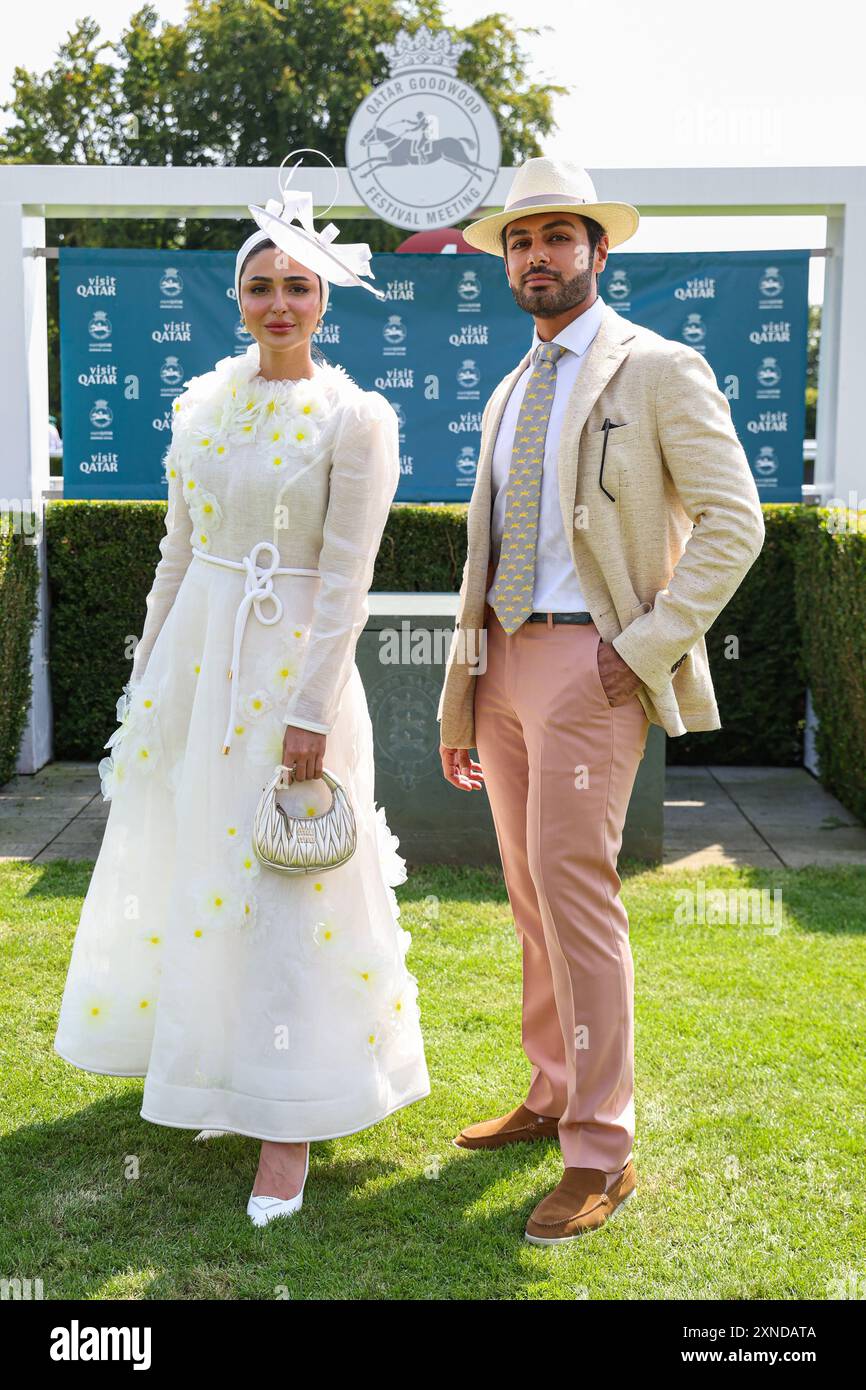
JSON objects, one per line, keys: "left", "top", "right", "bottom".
{"left": 252, "top": 764, "right": 357, "bottom": 874}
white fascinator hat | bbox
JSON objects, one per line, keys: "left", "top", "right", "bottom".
{"left": 235, "top": 148, "right": 384, "bottom": 310}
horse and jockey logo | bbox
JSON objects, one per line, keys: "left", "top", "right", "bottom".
{"left": 345, "top": 25, "right": 501, "bottom": 231}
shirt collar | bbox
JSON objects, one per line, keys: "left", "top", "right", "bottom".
{"left": 530, "top": 293, "right": 605, "bottom": 362}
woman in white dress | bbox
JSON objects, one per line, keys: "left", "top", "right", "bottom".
{"left": 53, "top": 175, "right": 431, "bottom": 1224}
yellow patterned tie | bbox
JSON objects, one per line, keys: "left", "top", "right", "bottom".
{"left": 490, "top": 341, "right": 566, "bottom": 634}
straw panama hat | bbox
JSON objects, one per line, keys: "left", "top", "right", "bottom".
{"left": 462, "top": 156, "right": 640, "bottom": 256}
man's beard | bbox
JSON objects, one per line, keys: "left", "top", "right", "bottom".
{"left": 511, "top": 265, "right": 594, "bottom": 317}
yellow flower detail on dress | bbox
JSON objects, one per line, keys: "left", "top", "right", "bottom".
{"left": 189, "top": 488, "right": 223, "bottom": 535}
{"left": 292, "top": 380, "right": 326, "bottom": 420}
{"left": 389, "top": 977, "right": 419, "bottom": 1027}
{"left": 239, "top": 895, "right": 259, "bottom": 933}
{"left": 257, "top": 635, "right": 307, "bottom": 703}
{"left": 230, "top": 837, "right": 261, "bottom": 880}
{"left": 191, "top": 868, "right": 259, "bottom": 938}
{"left": 185, "top": 427, "right": 221, "bottom": 460}
{"left": 193, "top": 882, "right": 244, "bottom": 930}
{"left": 239, "top": 688, "right": 274, "bottom": 721}
{"left": 204, "top": 889, "right": 229, "bottom": 916}
{"left": 97, "top": 753, "right": 127, "bottom": 799}
{"left": 313, "top": 917, "right": 346, "bottom": 952}
{"left": 122, "top": 732, "right": 160, "bottom": 775}
{"left": 284, "top": 415, "right": 317, "bottom": 451}
{"left": 346, "top": 953, "right": 387, "bottom": 996}
{"left": 83, "top": 994, "right": 111, "bottom": 1025}
{"left": 217, "top": 385, "right": 267, "bottom": 440}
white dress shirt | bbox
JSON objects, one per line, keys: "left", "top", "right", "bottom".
{"left": 486, "top": 293, "right": 605, "bottom": 612}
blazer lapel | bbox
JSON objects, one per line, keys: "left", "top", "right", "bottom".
{"left": 556, "top": 303, "right": 637, "bottom": 544}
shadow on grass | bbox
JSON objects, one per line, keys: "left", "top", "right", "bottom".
{"left": 0, "top": 1089, "right": 590, "bottom": 1299}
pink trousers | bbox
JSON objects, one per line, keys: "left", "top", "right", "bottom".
{"left": 473, "top": 604, "right": 650, "bottom": 1171}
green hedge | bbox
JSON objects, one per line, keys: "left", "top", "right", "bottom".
{"left": 38, "top": 501, "right": 866, "bottom": 826}
{"left": 793, "top": 509, "right": 866, "bottom": 823}
{"left": 48, "top": 499, "right": 213, "bottom": 759}
{"left": 668, "top": 504, "right": 821, "bottom": 766}
{"left": 0, "top": 517, "right": 41, "bottom": 785}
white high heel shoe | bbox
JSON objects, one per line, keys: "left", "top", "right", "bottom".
{"left": 246, "top": 1143, "right": 310, "bottom": 1226}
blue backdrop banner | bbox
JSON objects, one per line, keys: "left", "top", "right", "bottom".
{"left": 60, "top": 247, "right": 809, "bottom": 503}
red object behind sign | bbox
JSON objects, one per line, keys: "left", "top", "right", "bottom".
{"left": 395, "top": 229, "right": 482, "bottom": 254}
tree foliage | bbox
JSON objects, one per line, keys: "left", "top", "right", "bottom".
{"left": 0, "top": 1, "right": 564, "bottom": 421}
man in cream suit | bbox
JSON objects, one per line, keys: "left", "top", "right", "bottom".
{"left": 437, "top": 158, "right": 765, "bottom": 1244}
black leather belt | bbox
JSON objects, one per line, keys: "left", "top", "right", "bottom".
{"left": 526, "top": 611, "right": 593, "bottom": 624}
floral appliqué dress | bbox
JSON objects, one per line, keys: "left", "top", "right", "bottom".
{"left": 53, "top": 341, "right": 431, "bottom": 1141}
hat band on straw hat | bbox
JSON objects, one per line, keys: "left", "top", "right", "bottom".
{"left": 506, "top": 193, "right": 591, "bottom": 210}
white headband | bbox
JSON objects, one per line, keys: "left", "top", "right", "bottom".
{"left": 235, "top": 230, "right": 329, "bottom": 322}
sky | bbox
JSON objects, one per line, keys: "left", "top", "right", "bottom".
{"left": 3, "top": 0, "right": 864, "bottom": 303}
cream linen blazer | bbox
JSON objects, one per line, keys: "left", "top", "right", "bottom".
{"left": 436, "top": 301, "right": 766, "bottom": 748}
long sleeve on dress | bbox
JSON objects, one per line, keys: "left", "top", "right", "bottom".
{"left": 129, "top": 432, "right": 193, "bottom": 685}
{"left": 282, "top": 389, "right": 400, "bottom": 735}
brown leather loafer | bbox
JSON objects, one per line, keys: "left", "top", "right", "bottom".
{"left": 524, "top": 1160, "right": 636, "bottom": 1243}
{"left": 453, "top": 1102, "right": 560, "bottom": 1150}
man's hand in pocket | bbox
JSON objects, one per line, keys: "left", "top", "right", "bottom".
{"left": 597, "top": 642, "right": 643, "bottom": 707}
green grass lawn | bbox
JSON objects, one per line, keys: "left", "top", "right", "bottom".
{"left": 1, "top": 857, "right": 864, "bottom": 1300}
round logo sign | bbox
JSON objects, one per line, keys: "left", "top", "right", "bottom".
{"left": 345, "top": 25, "right": 501, "bottom": 232}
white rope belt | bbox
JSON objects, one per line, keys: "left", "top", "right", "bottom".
{"left": 192, "top": 541, "right": 320, "bottom": 754}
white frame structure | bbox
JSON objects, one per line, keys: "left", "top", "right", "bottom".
{"left": 2, "top": 163, "right": 863, "bottom": 773}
